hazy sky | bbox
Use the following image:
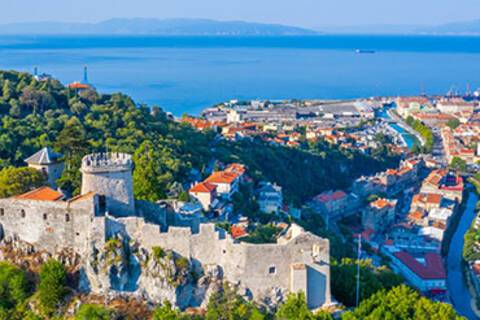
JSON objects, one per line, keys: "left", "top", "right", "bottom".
{"left": 3, "top": 0, "right": 480, "bottom": 27}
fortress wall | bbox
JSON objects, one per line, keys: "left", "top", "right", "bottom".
{"left": 190, "top": 224, "right": 230, "bottom": 266}
{"left": 139, "top": 225, "right": 194, "bottom": 258}
{"left": 0, "top": 199, "right": 92, "bottom": 255}
{"left": 135, "top": 200, "right": 167, "bottom": 229}
{"left": 228, "top": 243, "right": 293, "bottom": 294}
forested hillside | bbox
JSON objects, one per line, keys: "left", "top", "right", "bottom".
{"left": 0, "top": 70, "right": 398, "bottom": 203}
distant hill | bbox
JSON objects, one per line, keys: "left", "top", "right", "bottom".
{"left": 417, "top": 19, "right": 480, "bottom": 35}
{"left": 0, "top": 18, "right": 318, "bottom": 36}
{"left": 316, "top": 19, "right": 480, "bottom": 35}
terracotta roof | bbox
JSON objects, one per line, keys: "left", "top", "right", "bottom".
{"left": 370, "top": 198, "right": 395, "bottom": 210}
{"left": 314, "top": 190, "right": 347, "bottom": 203}
{"left": 225, "top": 163, "right": 246, "bottom": 176}
{"left": 189, "top": 182, "right": 216, "bottom": 193}
{"left": 408, "top": 210, "right": 425, "bottom": 221}
{"left": 231, "top": 225, "right": 248, "bottom": 239}
{"left": 205, "top": 171, "right": 239, "bottom": 184}
{"left": 412, "top": 193, "right": 442, "bottom": 205}
{"left": 68, "top": 82, "right": 90, "bottom": 90}
{"left": 15, "top": 186, "right": 63, "bottom": 201}
{"left": 394, "top": 251, "right": 446, "bottom": 280}
{"left": 427, "top": 193, "right": 442, "bottom": 204}
{"left": 68, "top": 191, "right": 96, "bottom": 203}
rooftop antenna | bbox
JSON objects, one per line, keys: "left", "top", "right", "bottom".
{"left": 420, "top": 83, "right": 426, "bottom": 96}
{"left": 466, "top": 83, "right": 472, "bottom": 97}
{"left": 33, "top": 66, "right": 38, "bottom": 77}
{"left": 83, "top": 66, "right": 89, "bottom": 84}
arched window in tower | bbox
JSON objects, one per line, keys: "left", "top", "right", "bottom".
{"left": 0, "top": 208, "right": 4, "bottom": 216}
{"left": 21, "top": 209, "right": 25, "bottom": 218}
{"left": 43, "top": 213, "right": 47, "bottom": 220}
{"left": 65, "top": 214, "right": 70, "bottom": 222}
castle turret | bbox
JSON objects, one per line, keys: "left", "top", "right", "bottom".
{"left": 25, "top": 147, "right": 64, "bottom": 189}
{"left": 81, "top": 152, "right": 135, "bottom": 217}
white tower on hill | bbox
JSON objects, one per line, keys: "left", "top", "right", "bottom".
{"left": 81, "top": 152, "right": 135, "bottom": 217}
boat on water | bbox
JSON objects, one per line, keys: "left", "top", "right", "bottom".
{"left": 355, "top": 49, "right": 376, "bottom": 54}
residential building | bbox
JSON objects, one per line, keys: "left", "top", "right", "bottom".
{"left": 257, "top": 181, "right": 283, "bottom": 214}
{"left": 390, "top": 251, "right": 446, "bottom": 293}
{"left": 189, "top": 182, "right": 217, "bottom": 211}
{"left": 205, "top": 171, "right": 240, "bottom": 199}
{"left": 362, "top": 198, "right": 397, "bottom": 233}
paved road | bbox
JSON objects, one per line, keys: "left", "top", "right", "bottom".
{"left": 447, "top": 192, "right": 479, "bottom": 320}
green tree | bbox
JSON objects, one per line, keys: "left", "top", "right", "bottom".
{"left": 37, "top": 259, "right": 67, "bottom": 316}
{"left": 446, "top": 118, "right": 461, "bottom": 130}
{"left": 449, "top": 156, "right": 467, "bottom": 172}
{"left": 152, "top": 301, "right": 180, "bottom": 320}
{"left": 0, "top": 166, "right": 46, "bottom": 198}
{"left": 2, "top": 80, "right": 14, "bottom": 101}
{"left": 331, "top": 258, "right": 403, "bottom": 307}
{"left": 0, "top": 262, "right": 31, "bottom": 312}
{"left": 75, "top": 304, "right": 111, "bottom": 320}
{"left": 276, "top": 292, "right": 322, "bottom": 320}
{"left": 342, "top": 285, "right": 462, "bottom": 320}
{"left": 133, "top": 140, "right": 165, "bottom": 201}
{"left": 55, "top": 116, "right": 89, "bottom": 195}
{"left": 206, "top": 283, "right": 264, "bottom": 320}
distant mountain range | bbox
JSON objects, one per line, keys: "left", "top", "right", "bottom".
{"left": 0, "top": 18, "right": 318, "bottom": 36}
{"left": 317, "top": 19, "right": 480, "bottom": 35}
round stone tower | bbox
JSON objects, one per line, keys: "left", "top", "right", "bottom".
{"left": 81, "top": 152, "right": 135, "bottom": 217}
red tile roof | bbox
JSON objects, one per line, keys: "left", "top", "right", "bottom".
{"left": 205, "top": 171, "right": 239, "bottom": 184}
{"left": 68, "top": 82, "right": 90, "bottom": 90}
{"left": 189, "top": 182, "right": 216, "bottom": 193}
{"left": 394, "top": 251, "right": 446, "bottom": 280}
{"left": 231, "top": 225, "right": 248, "bottom": 239}
{"left": 15, "top": 187, "right": 63, "bottom": 201}
{"left": 225, "top": 163, "right": 246, "bottom": 176}
{"left": 370, "top": 198, "right": 395, "bottom": 210}
{"left": 314, "top": 190, "right": 347, "bottom": 203}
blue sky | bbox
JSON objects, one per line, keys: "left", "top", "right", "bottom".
{"left": 3, "top": 0, "right": 480, "bottom": 27}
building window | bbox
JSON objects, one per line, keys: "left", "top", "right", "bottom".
{"left": 43, "top": 213, "right": 47, "bottom": 220}
{"left": 0, "top": 208, "right": 3, "bottom": 216}
{"left": 21, "top": 210, "right": 25, "bottom": 218}
{"left": 65, "top": 214, "right": 70, "bottom": 222}
{"left": 268, "top": 266, "right": 276, "bottom": 274}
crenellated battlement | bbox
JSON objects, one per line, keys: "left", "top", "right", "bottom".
{"left": 81, "top": 152, "right": 133, "bottom": 173}
{"left": 81, "top": 152, "right": 135, "bottom": 216}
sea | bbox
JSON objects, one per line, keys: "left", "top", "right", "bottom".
{"left": 1, "top": 35, "right": 480, "bottom": 116}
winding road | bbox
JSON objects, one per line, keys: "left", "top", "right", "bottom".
{"left": 447, "top": 192, "right": 479, "bottom": 320}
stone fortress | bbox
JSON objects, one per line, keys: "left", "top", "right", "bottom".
{"left": 0, "top": 149, "right": 331, "bottom": 310}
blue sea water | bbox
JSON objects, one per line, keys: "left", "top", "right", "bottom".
{"left": 1, "top": 35, "right": 480, "bottom": 116}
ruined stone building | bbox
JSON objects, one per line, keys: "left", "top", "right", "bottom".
{"left": 0, "top": 151, "right": 331, "bottom": 310}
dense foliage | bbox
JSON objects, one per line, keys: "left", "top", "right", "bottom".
{"left": 341, "top": 285, "right": 463, "bottom": 320}
{"left": 0, "top": 70, "right": 398, "bottom": 203}
{"left": 406, "top": 116, "right": 434, "bottom": 153}
{"left": 450, "top": 156, "right": 467, "bottom": 172}
{"left": 0, "top": 262, "right": 31, "bottom": 316}
{"left": 37, "top": 259, "right": 67, "bottom": 316}
{"left": 0, "top": 166, "right": 46, "bottom": 198}
{"left": 331, "top": 258, "right": 404, "bottom": 307}
{"left": 74, "top": 304, "right": 111, "bottom": 320}
{"left": 276, "top": 292, "right": 333, "bottom": 320}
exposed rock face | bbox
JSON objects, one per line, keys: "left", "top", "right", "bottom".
{"left": 81, "top": 235, "right": 226, "bottom": 310}
{"left": 0, "top": 234, "right": 81, "bottom": 273}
